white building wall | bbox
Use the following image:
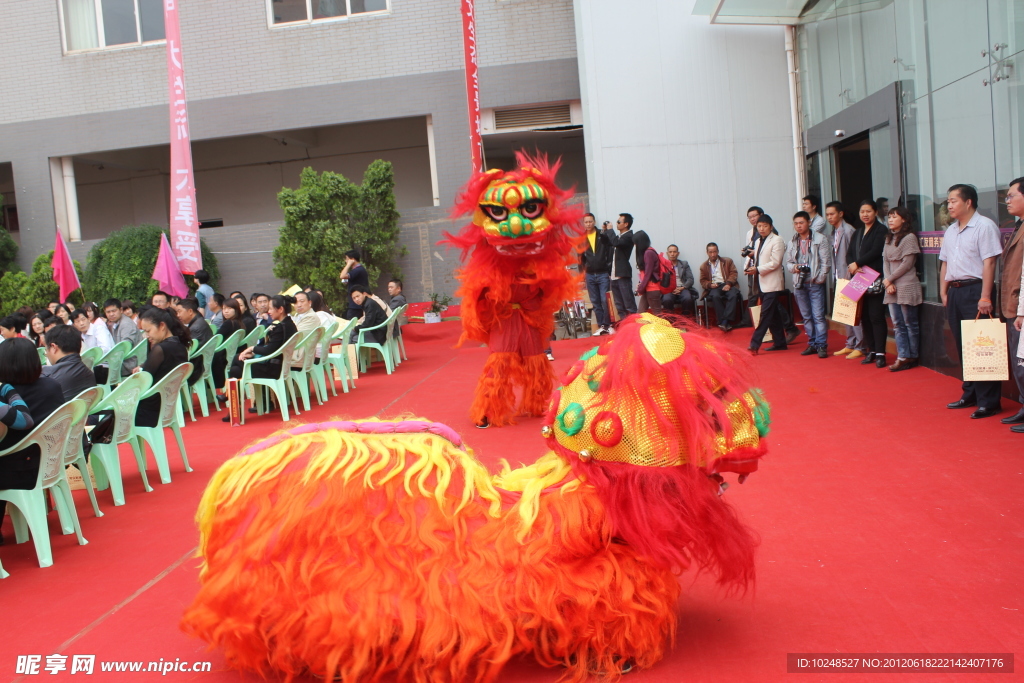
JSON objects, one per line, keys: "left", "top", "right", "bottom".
{"left": 573, "top": 0, "right": 798, "bottom": 286}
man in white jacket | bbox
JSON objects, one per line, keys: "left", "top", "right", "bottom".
{"left": 745, "top": 214, "right": 787, "bottom": 354}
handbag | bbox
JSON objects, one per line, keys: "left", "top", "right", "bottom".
{"left": 865, "top": 276, "right": 884, "bottom": 295}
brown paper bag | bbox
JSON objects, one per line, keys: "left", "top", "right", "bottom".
{"left": 605, "top": 290, "right": 620, "bottom": 323}
{"left": 65, "top": 463, "right": 97, "bottom": 491}
{"left": 749, "top": 304, "right": 773, "bottom": 342}
{"left": 831, "top": 279, "right": 862, "bottom": 326}
{"left": 961, "top": 317, "right": 1008, "bottom": 381}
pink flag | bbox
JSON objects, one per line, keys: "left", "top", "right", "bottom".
{"left": 164, "top": 0, "right": 202, "bottom": 274}
{"left": 153, "top": 232, "right": 189, "bottom": 299}
{"left": 51, "top": 232, "right": 81, "bottom": 302}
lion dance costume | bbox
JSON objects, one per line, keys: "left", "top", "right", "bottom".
{"left": 182, "top": 313, "right": 769, "bottom": 682}
{"left": 442, "top": 152, "right": 584, "bottom": 427}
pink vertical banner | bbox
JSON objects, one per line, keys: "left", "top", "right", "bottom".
{"left": 461, "top": 0, "right": 483, "bottom": 172}
{"left": 164, "top": 0, "right": 202, "bottom": 274}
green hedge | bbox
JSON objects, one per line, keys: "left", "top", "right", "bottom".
{"left": 0, "top": 251, "right": 85, "bottom": 316}
{"left": 83, "top": 224, "right": 218, "bottom": 304}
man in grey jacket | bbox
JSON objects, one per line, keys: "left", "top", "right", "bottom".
{"left": 825, "top": 202, "right": 865, "bottom": 358}
{"left": 786, "top": 211, "right": 832, "bottom": 358}
{"left": 104, "top": 298, "right": 142, "bottom": 376}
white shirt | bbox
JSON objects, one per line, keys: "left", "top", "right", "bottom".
{"left": 82, "top": 319, "right": 115, "bottom": 354}
{"left": 938, "top": 212, "right": 1002, "bottom": 281}
{"left": 708, "top": 259, "right": 725, "bottom": 285}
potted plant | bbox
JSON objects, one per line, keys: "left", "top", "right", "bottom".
{"left": 424, "top": 292, "right": 452, "bottom": 324}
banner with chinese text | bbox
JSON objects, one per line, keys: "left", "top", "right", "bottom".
{"left": 461, "top": 0, "right": 482, "bottom": 172}
{"left": 164, "top": 0, "right": 202, "bottom": 274}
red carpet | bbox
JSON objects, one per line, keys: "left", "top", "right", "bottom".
{"left": 2, "top": 321, "right": 1021, "bottom": 682}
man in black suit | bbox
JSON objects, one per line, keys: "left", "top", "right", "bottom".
{"left": 605, "top": 213, "right": 637, "bottom": 321}
{"left": 579, "top": 213, "right": 614, "bottom": 335}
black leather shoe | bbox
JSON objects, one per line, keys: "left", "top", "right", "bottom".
{"left": 1000, "top": 408, "right": 1024, "bottom": 425}
{"left": 1011, "top": 423, "right": 1024, "bottom": 433}
{"left": 817, "top": 347, "right": 828, "bottom": 359}
{"left": 800, "top": 346, "right": 816, "bottom": 356}
{"left": 785, "top": 329, "right": 800, "bottom": 344}
{"left": 970, "top": 407, "right": 1001, "bottom": 419}
{"left": 860, "top": 353, "right": 875, "bottom": 364}
{"left": 764, "top": 345, "right": 787, "bottom": 351}
{"left": 947, "top": 398, "right": 977, "bottom": 409}
{"left": 875, "top": 356, "right": 887, "bottom": 368}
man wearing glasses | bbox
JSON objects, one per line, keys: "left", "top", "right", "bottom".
{"left": 1001, "top": 178, "right": 1024, "bottom": 430}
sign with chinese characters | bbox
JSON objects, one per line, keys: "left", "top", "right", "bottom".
{"left": 164, "top": 0, "right": 202, "bottom": 274}
{"left": 461, "top": 0, "right": 482, "bottom": 172}
{"left": 918, "top": 226, "right": 1016, "bottom": 254}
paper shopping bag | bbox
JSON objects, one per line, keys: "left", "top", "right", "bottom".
{"left": 65, "top": 462, "right": 97, "bottom": 491}
{"left": 840, "top": 266, "right": 880, "bottom": 302}
{"left": 749, "top": 305, "right": 772, "bottom": 342}
{"left": 961, "top": 317, "right": 1008, "bottom": 381}
{"left": 605, "top": 290, "right": 620, "bottom": 323}
{"left": 832, "top": 279, "right": 862, "bottom": 326}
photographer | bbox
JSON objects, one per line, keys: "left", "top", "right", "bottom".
{"left": 745, "top": 214, "right": 787, "bottom": 353}
{"left": 786, "top": 211, "right": 832, "bottom": 358}
{"left": 743, "top": 206, "right": 799, "bottom": 340}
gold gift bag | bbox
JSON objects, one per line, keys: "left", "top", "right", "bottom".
{"left": 749, "top": 304, "right": 772, "bottom": 342}
{"left": 961, "top": 315, "right": 1008, "bottom": 381}
{"left": 832, "top": 279, "right": 862, "bottom": 326}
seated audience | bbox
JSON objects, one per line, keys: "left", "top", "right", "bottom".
{"left": 207, "top": 293, "right": 225, "bottom": 329}
{"left": 348, "top": 286, "right": 388, "bottom": 345}
{"left": 229, "top": 291, "right": 257, "bottom": 332}
{"left": 223, "top": 295, "right": 298, "bottom": 421}
{"left": 151, "top": 291, "right": 171, "bottom": 310}
{"left": 133, "top": 307, "right": 191, "bottom": 427}
{"left": 104, "top": 297, "right": 143, "bottom": 377}
{"left": 291, "top": 291, "right": 320, "bottom": 367}
{"left": 661, "top": 245, "right": 696, "bottom": 313}
{"left": 122, "top": 300, "right": 139, "bottom": 323}
{"left": 699, "top": 242, "right": 741, "bottom": 331}
{"left": 54, "top": 303, "right": 72, "bottom": 325}
{"left": 0, "top": 338, "right": 65, "bottom": 529}
{"left": 174, "top": 298, "right": 212, "bottom": 385}
{"left": 28, "top": 313, "right": 51, "bottom": 347}
{"left": 211, "top": 298, "right": 245, "bottom": 396}
{"left": 41, "top": 324, "right": 97, "bottom": 401}
{"left": 0, "top": 315, "right": 25, "bottom": 341}
{"left": 73, "top": 308, "right": 114, "bottom": 354}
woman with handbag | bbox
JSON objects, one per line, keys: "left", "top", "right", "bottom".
{"left": 882, "top": 207, "right": 923, "bottom": 371}
{"left": 633, "top": 231, "right": 663, "bottom": 314}
{"left": 847, "top": 199, "right": 888, "bottom": 368}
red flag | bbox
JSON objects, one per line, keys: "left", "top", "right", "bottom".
{"left": 153, "top": 232, "right": 190, "bottom": 299}
{"left": 461, "top": 0, "right": 482, "bottom": 172}
{"left": 51, "top": 232, "right": 81, "bottom": 302}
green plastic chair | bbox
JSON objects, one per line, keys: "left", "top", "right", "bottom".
{"left": 310, "top": 320, "right": 339, "bottom": 401}
{"left": 37, "top": 347, "right": 48, "bottom": 366}
{"left": 241, "top": 324, "right": 267, "bottom": 349}
{"left": 0, "top": 399, "right": 88, "bottom": 570}
{"left": 89, "top": 371, "right": 153, "bottom": 507}
{"left": 327, "top": 317, "right": 359, "bottom": 393}
{"left": 289, "top": 327, "right": 325, "bottom": 412}
{"left": 126, "top": 338, "right": 148, "bottom": 370}
{"left": 356, "top": 308, "right": 401, "bottom": 375}
{"left": 79, "top": 346, "right": 103, "bottom": 370}
{"left": 216, "top": 328, "right": 245, "bottom": 385}
{"left": 393, "top": 303, "right": 409, "bottom": 364}
{"left": 95, "top": 339, "right": 132, "bottom": 388}
{"left": 135, "top": 363, "right": 193, "bottom": 485}
{"left": 62, "top": 386, "right": 107, "bottom": 520}
{"left": 182, "top": 334, "right": 222, "bottom": 420}
{"left": 239, "top": 332, "right": 305, "bottom": 424}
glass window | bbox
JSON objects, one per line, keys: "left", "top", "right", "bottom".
{"left": 61, "top": 0, "right": 165, "bottom": 51}
{"left": 836, "top": 4, "right": 898, "bottom": 106}
{"left": 269, "top": 0, "right": 388, "bottom": 25}
{"left": 138, "top": 0, "right": 165, "bottom": 42}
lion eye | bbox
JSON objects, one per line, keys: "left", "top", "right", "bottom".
{"left": 520, "top": 201, "right": 545, "bottom": 219}
{"left": 483, "top": 205, "right": 508, "bottom": 221}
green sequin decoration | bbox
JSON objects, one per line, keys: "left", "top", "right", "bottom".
{"left": 557, "top": 402, "right": 586, "bottom": 436}
{"left": 580, "top": 347, "right": 598, "bottom": 362}
{"left": 587, "top": 377, "right": 600, "bottom": 392}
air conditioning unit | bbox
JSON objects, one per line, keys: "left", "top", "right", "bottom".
{"left": 481, "top": 101, "right": 583, "bottom": 134}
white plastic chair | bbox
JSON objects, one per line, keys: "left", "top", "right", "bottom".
{"left": 289, "top": 327, "right": 325, "bottom": 412}
{"left": 62, "top": 386, "right": 107, "bottom": 520}
{"left": 327, "top": 317, "right": 359, "bottom": 392}
{"left": 0, "top": 400, "right": 88, "bottom": 570}
{"left": 239, "top": 333, "right": 304, "bottom": 423}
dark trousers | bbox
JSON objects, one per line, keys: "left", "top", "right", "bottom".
{"left": 948, "top": 283, "right": 1001, "bottom": 409}
{"left": 661, "top": 289, "right": 694, "bottom": 313}
{"left": 229, "top": 355, "right": 283, "bottom": 381}
{"left": 611, "top": 278, "right": 637, "bottom": 320}
{"left": 638, "top": 290, "right": 663, "bottom": 314}
{"left": 748, "top": 278, "right": 797, "bottom": 332}
{"left": 860, "top": 293, "right": 887, "bottom": 354}
{"left": 750, "top": 291, "right": 786, "bottom": 349}
{"left": 1007, "top": 322, "right": 1024, "bottom": 403}
{"left": 706, "top": 287, "right": 740, "bottom": 324}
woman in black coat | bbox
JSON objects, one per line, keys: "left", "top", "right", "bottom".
{"left": 847, "top": 199, "right": 889, "bottom": 368}
{"left": 134, "top": 307, "right": 191, "bottom": 427}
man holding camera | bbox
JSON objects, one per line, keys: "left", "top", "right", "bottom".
{"left": 743, "top": 206, "right": 800, "bottom": 341}
{"left": 786, "top": 211, "right": 832, "bottom": 358}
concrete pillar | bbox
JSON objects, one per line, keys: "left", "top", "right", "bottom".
{"left": 61, "top": 157, "right": 82, "bottom": 241}
{"left": 49, "top": 158, "right": 70, "bottom": 240}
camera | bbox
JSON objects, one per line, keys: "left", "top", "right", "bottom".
{"left": 793, "top": 264, "right": 811, "bottom": 289}
{"left": 740, "top": 246, "right": 754, "bottom": 258}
